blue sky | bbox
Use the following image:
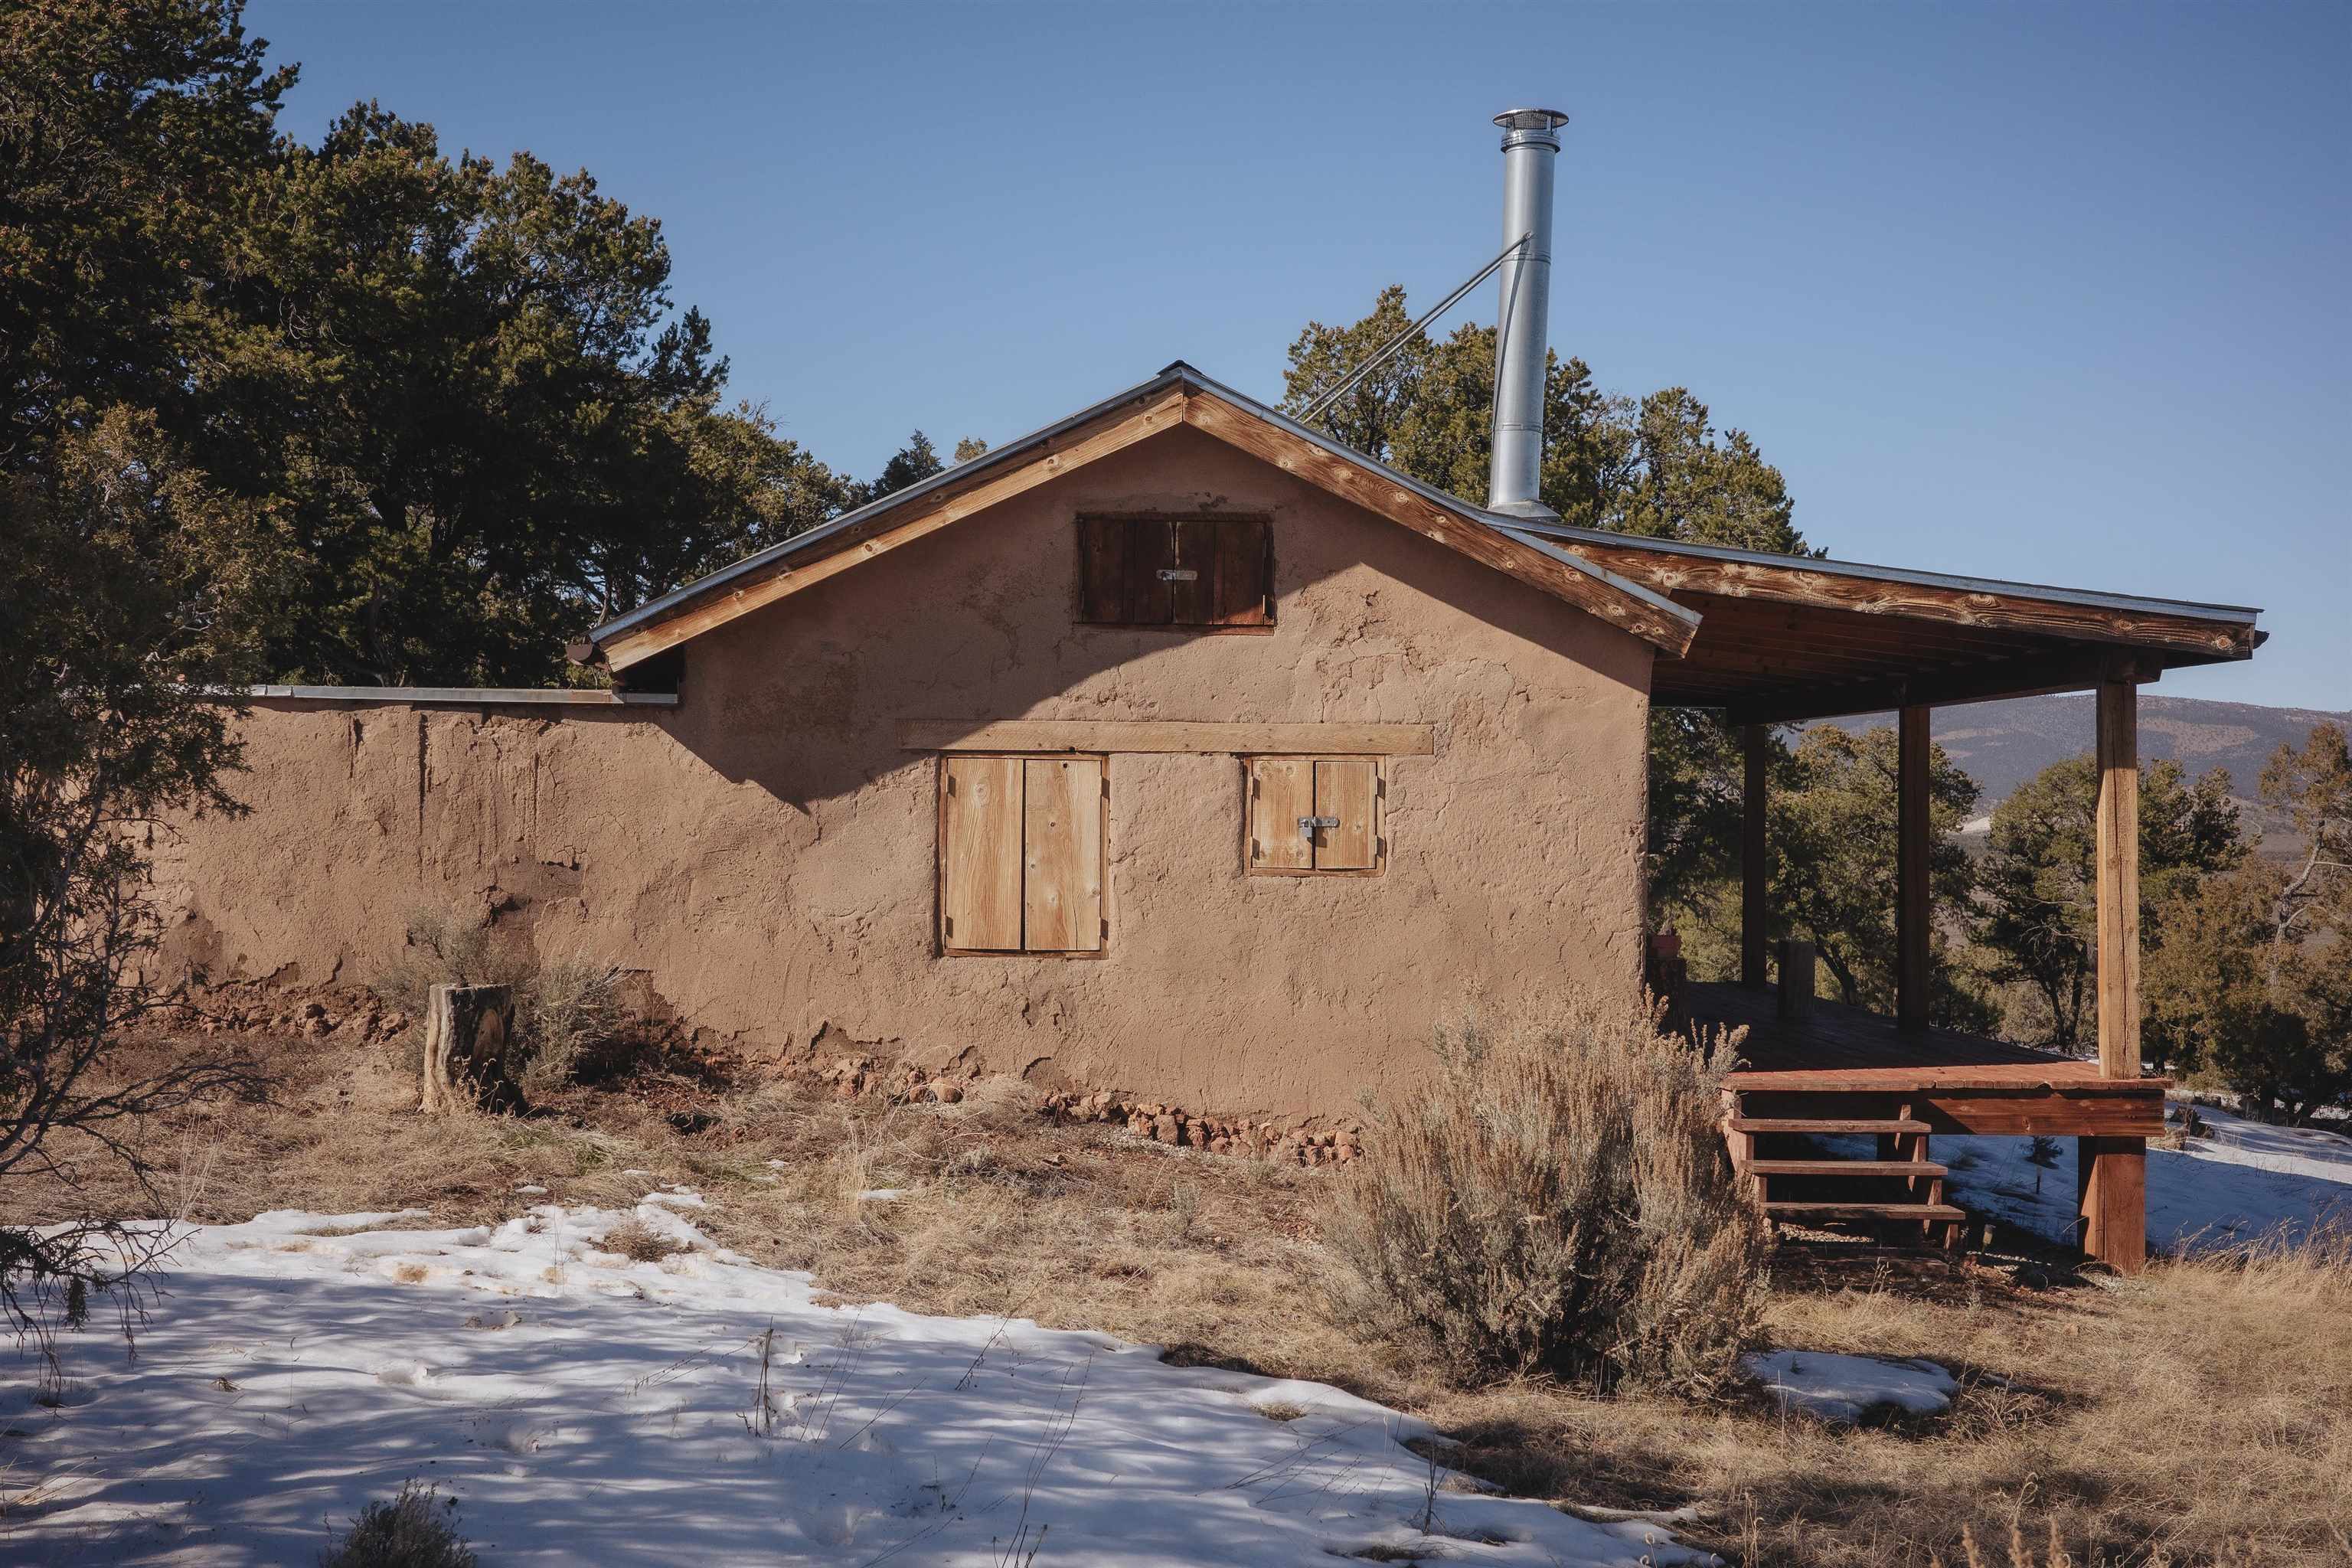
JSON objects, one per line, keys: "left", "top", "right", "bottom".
{"left": 246, "top": 2, "right": 2347, "bottom": 710}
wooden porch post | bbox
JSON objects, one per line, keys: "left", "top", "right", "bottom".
{"left": 1741, "top": 724, "right": 1769, "bottom": 989}
{"left": 1896, "top": 704, "right": 1931, "bottom": 1034}
{"left": 2082, "top": 678, "right": 2148, "bottom": 1272}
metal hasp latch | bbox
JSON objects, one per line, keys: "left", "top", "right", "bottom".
{"left": 1298, "top": 815, "right": 1339, "bottom": 841}
{"left": 1155, "top": 568, "right": 1197, "bottom": 582}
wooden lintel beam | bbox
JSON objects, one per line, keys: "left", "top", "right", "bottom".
{"left": 900, "top": 720, "right": 1436, "bottom": 756}
{"left": 1718, "top": 650, "right": 2165, "bottom": 727}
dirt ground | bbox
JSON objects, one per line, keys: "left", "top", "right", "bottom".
{"left": 6, "top": 1021, "right": 2347, "bottom": 1566}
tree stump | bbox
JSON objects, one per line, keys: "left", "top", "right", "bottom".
{"left": 420, "top": 983, "right": 522, "bottom": 1114}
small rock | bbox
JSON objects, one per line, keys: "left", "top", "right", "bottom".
{"left": 1153, "top": 1115, "right": 1180, "bottom": 1144}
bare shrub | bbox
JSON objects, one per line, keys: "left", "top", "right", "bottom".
{"left": 515, "top": 955, "right": 625, "bottom": 1099}
{"left": 376, "top": 911, "right": 624, "bottom": 1096}
{"left": 1328, "top": 989, "right": 1766, "bottom": 1396}
{"left": 318, "top": 1478, "right": 476, "bottom": 1568}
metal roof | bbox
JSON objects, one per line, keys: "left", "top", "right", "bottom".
{"left": 1499, "top": 518, "right": 2262, "bottom": 627}
{"left": 587, "top": 362, "right": 1699, "bottom": 647}
{"left": 590, "top": 359, "right": 2259, "bottom": 652}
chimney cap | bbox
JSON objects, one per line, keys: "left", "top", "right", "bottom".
{"left": 1494, "top": 108, "right": 1570, "bottom": 131}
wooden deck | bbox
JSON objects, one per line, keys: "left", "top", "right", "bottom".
{"left": 1690, "top": 982, "right": 2167, "bottom": 1137}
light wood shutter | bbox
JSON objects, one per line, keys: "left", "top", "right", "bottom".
{"left": 942, "top": 756, "right": 1023, "bottom": 949}
{"left": 1023, "top": 757, "right": 1102, "bottom": 952}
{"left": 1314, "top": 760, "right": 1377, "bottom": 869}
{"left": 1249, "top": 758, "right": 1315, "bottom": 870}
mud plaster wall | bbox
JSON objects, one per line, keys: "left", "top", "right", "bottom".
{"left": 154, "top": 425, "right": 1656, "bottom": 1116}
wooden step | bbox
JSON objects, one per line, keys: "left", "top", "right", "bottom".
{"left": 1741, "top": 1159, "right": 1946, "bottom": 1178}
{"left": 1764, "top": 1200, "right": 1966, "bottom": 1223}
{"left": 1726, "top": 1116, "right": 1930, "bottom": 1135}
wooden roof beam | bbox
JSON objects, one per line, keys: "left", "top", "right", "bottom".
{"left": 1715, "top": 649, "right": 2167, "bottom": 727}
{"left": 1560, "top": 543, "right": 2259, "bottom": 659}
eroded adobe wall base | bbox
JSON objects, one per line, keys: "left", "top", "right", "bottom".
{"left": 155, "top": 426, "right": 1654, "bottom": 1117}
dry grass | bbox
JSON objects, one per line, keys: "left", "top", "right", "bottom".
{"left": 5, "top": 1026, "right": 2347, "bottom": 1565}
{"left": 598, "top": 1219, "right": 684, "bottom": 1263}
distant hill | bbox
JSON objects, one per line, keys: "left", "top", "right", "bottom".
{"left": 1821, "top": 694, "right": 2349, "bottom": 851}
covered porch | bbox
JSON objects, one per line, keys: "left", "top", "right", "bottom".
{"left": 1518, "top": 519, "right": 2266, "bottom": 1271}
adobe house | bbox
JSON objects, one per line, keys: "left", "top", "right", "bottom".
{"left": 158, "top": 112, "right": 2262, "bottom": 1270}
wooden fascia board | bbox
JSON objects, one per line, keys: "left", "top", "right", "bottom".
{"left": 1559, "top": 541, "right": 2255, "bottom": 659}
{"left": 601, "top": 388, "right": 1189, "bottom": 671}
{"left": 1176, "top": 393, "right": 1699, "bottom": 657}
{"left": 1722, "top": 649, "right": 2167, "bottom": 727}
{"left": 900, "top": 720, "right": 1436, "bottom": 756}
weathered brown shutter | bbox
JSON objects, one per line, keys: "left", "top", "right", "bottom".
{"left": 1313, "top": 760, "right": 1377, "bottom": 870}
{"left": 1168, "top": 521, "right": 1217, "bottom": 623}
{"left": 942, "top": 756, "right": 1023, "bottom": 949}
{"left": 1213, "top": 518, "right": 1272, "bottom": 626}
{"left": 1248, "top": 758, "right": 1315, "bottom": 871}
{"left": 1023, "top": 757, "right": 1102, "bottom": 952}
{"left": 1076, "top": 517, "right": 1127, "bottom": 622}
{"left": 1122, "top": 521, "right": 1177, "bottom": 624}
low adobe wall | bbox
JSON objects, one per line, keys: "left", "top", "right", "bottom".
{"left": 152, "top": 426, "right": 1654, "bottom": 1116}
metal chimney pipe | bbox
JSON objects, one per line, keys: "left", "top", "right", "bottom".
{"left": 1487, "top": 107, "right": 1570, "bottom": 519}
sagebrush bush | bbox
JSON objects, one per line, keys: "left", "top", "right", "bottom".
{"left": 319, "top": 1478, "right": 475, "bottom": 1568}
{"left": 1328, "top": 990, "right": 1766, "bottom": 1396}
{"left": 375, "top": 908, "right": 626, "bottom": 1096}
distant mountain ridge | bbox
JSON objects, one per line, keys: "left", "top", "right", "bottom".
{"left": 1821, "top": 694, "right": 2349, "bottom": 848}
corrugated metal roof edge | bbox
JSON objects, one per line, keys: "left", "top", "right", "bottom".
{"left": 587, "top": 360, "right": 2258, "bottom": 648}
{"left": 224, "top": 685, "right": 678, "bottom": 707}
{"left": 1501, "top": 518, "right": 2262, "bottom": 626}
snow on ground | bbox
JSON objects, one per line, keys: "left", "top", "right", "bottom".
{"left": 1, "top": 1199, "right": 1710, "bottom": 1567}
{"left": 1828, "top": 1098, "right": 2352, "bottom": 1252}
{"left": 1740, "top": 1351, "right": 1955, "bottom": 1424}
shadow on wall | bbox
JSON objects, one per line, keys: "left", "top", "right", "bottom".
{"left": 652, "top": 427, "right": 1655, "bottom": 815}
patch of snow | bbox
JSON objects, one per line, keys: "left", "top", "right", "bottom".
{"left": 512, "top": 1184, "right": 547, "bottom": 1195}
{"left": 6, "top": 1207, "right": 1710, "bottom": 1566}
{"left": 857, "top": 1188, "right": 906, "bottom": 1202}
{"left": 640, "top": 1187, "right": 705, "bottom": 1209}
{"left": 1830, "top": 1102, "right": 2352, "bottom": 1252}
{"left": 1743, "top": 1351, "right": 1956, "bottom": 1423}
{"left": 2176, "top": 1100, "right": 2352, "bottom": 1184}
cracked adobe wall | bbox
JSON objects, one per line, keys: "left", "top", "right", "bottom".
{"left": 153, "top": 425, "right": 1656, "bottom": 1115}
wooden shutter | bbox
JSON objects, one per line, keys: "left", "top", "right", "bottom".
{"left": 1213, "top": 518, "right": 1272, "bottom": 626}
{"left": 1168, "top": 521, "right": 1217, "bottom": 623}
{"left": 1121, "top": 520, "right": 1177, "bottom": 624}
{"left": 1248, "top": 758, "right": 1315, "bottom": 871}
{"left": 1076, "top": 517, "right": 1127, "bottom": 622}
{"left": 1023, "top": 757, "right": 1102, "bottom": 952}
{"left": 942, "top": 756, "right": 1022, "bottom": 949}
{"left": 1314, "top": 760, "right": 1377, "bottom": 870}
